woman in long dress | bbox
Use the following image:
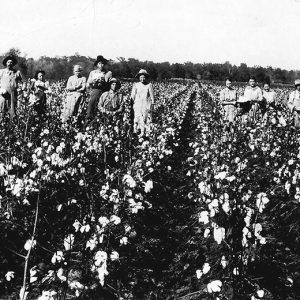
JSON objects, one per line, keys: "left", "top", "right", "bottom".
{"left": 61, "top": 65, "right": 86, "bottom": 123}
{"left": 130, "top": 69, "right": 154, "bottom": 135}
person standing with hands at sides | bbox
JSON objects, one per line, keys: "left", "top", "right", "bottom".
{"left": 0, "top": 55, "right": 23, "bottom": 121}
{"left": 219, "top": 78, "right": 237, "bottom": 124}
{"left": 242, "top": 76, "right": 263, "bottom": 124}
{"left": 61, "top": 65, "right": 86, "bottom": 123}
{"left": 288, "top": 79, "right": 300, "bottom": 128}
{"left": 85, "top": 55, "right": 112, "bottom": 123}
{"left": 130, "top": 69, "right": 154, "bottom": 135}
{"left": 261, "top": 82, "right": 277, "bottom": 124}
{"left": 29, "top": 70, "right": 52, "bottom": 117}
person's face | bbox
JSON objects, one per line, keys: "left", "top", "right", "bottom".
{"left": 6, "top": 60, "right": 13, "bottom": 69}
{"left": 37, "top": 72, "right": 44, "bottom": 81}
{"left": 296, "top": 85, "right": 300, "bottom": 91}
{"left": 263, "top": 84, "right": 270, "bottom": 92}
{"left": 97, "top": 62, "right": 104, "bottom": 70}
{"left": 249, "top": 79, "right": 256, "bottom": 87}
{"left": 74, "top": 68, "right": 81, "bottom": 77}
{"left": 225, "top": 80, "right": 232, "bottom": 88}
{"left": 139, "top": 75, "right": 146, "bottom": 83}
{"left": 110, "top": 82, "right": 117, "bottom": 91}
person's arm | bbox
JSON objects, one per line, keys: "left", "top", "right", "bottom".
{"left": 149, "top": 83, "right": 154, "bottom": 104}
{"left": 77, "top": 77, "right": 86, "bottom": 92}
{"left": 130, "top": 83, "right": 137, "bottom": 101}
{"left": 257, "top": 88, "right": 263, "bottom": 102}
{"left": 66, "top": 77, "right": 75, "bottom": 92}
{"left": 288, "top": 92, "right": 295, "bottom": 112}
{"left": 105, "top": 71, "right": 112, "bottom": 82}
{"left": 87, "top": 72, "right": 94, "bottom": 88}
{"left": 114, "top": 93, "right": 124, "bottom": 114}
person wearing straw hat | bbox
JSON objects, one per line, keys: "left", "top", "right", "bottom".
{"left": 219, "top": 78, "right": 237, "bottom": 123}
{"left": 130, "top": 69, "right": 155, "bottom": 135}
{"left": 61, "top": 65, "right": 86, "bottom": 123}
{"left": 85, "top": 55, "right": 112, "bottom": 122}
{"left": 0, "top": 55, "right": 23, "bottom": 121}
{"left": 98, "top": 78, "right": 123, "bottom": 117}
{"left": 288, "top": 79, "right": 300, "bottom": 128}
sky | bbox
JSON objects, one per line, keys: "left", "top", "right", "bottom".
{"left": 1, "top": 0, "right": 300, "bottom": 70}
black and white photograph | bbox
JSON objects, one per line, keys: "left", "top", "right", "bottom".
{"left": 0, "top": 0, "right": 300, "bottom": 299}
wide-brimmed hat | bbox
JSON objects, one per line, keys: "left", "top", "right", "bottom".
{"left": 3, "top": 55, "right": 17, "bottom": 67}
{"left": 109, "top": 78, "right": 121, "bottom": 90}
{"left": 94, "top": 55, "right": 109, "bottom": 66}
{"left": 295, "top": 79, "right": 300, "bottom": 86}
{"left": 135, "top": 69, "right": 150, "bottom": 78}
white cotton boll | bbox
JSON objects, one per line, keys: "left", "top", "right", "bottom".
{"left": 120, "top": 237, "right": 128, "bottom": 245}
{"left": 210, "top": 209, "right": 216, "bottom": 217}
{"left": 51, "top": 251, "right": 64, "bottom": 264}
{"left": 110, "top": 215, "right": 121, "bottom": 225}
{"left": 204, "top": 228, "right": 210, "bottom": 238}
{"left": 98, "top": 216, "right": 110, "bottom": 227}
{"left": 259, "top": 237, "right": 267, "bottom": 244}
{"left": 233, "top": 267, "right": 239, "bottom": 275}
{"left": 220, "top": 256, "right": 228, "bottom": 269}
{"left": 257, "top": 290, "right": 264, "bottom": 298}
{"left": 202, "top": 263, "right": 210, "bottom": 274}
{"left": 198, "top": 211, "right": 209, "bottom": 224}
{"left": 213, "top": 226, "right": 225, "bottom": 245}
{"left": 214, "top": 171, "right": 227, "bottom": 180}
{"left": 207, "top": 280, "right": 222, "bottom": 293}
{"left": 222, "top": 201, "right": 230, "bottom": 213}
{"left": 253, "top": 223, "right": 262, "bottom": 237}
{"left": 144, "top": 180, "right": 154, "bottom": 193}
{"left": 24, "top": 239, "right": 36, "bottom": 251}
{"left": 5, "top": 271, "right": 14, "bottom": 281}
{"left": 110, "top": 251, "right": 119, "bottom": 261}
{"left": 196, "top": 269, "right": 203, "bottom": 279}
{"left": 73, "top": 220, "right": 80, "bottom": 232}
{"left": 57, "top": 268, "right": 67, "bottom": 282}
{"left": 30, "top": 267, "right": 38, "bottom": 283}
{"left": 19, "top": 287, "right": 28, "bottom": 300}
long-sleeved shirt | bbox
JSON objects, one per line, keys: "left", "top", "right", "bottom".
{"left": 0, "top": 68, "right": 23, "bottom": 93}
{"left": 87, "top": 70, "right": 112, "bottom": 89}
{"left": 220, "top": 87, "right": 237, "bottom": 104}
{"left": 243, "top": 86, "right": 263, "bottom": 102}
{"left": 98, "top": 90, "right": 123, "bottom": 113}
{"left": 262, "top": 90, "right": 276, "bottom": 105}
{"left": 131, "top": 82, "right": 154, "bottom": 116}
{"left": 66, "top": 75, "right": 86, "bottom": 93}
{"left": 288, "top": 90, "right": 300, "bottom": 112}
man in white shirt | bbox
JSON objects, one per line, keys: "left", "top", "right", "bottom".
{"left": 242, "top": 76, "right": 263, "bottom": 124}
{"left": 288, "top": 79, "right": 300, "bottom": 128}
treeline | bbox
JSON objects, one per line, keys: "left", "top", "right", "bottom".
{"left": 2, "top": 48, "right": 300, "bottom": 83}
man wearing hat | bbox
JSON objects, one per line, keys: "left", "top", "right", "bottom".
{"left": 0, "top": 55, "right": 23, "bottom": 120}
{"left": 98, "top": 78, "right": 123, "bottom": 117}
{"left": 130, "top": 69, "right": 155, "bottom": 135}
{"left": 288, "top": 79, "right": 300, "bottom": 128}
{"left": 86, "top": 55, "right": 112, "bottom": 122}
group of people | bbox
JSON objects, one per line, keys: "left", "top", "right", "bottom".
{"left": 0, "top": 54, "right": 155, "bottom": 135}
{"left": 219, "top": 76, "right": 300, "bottom": 127}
